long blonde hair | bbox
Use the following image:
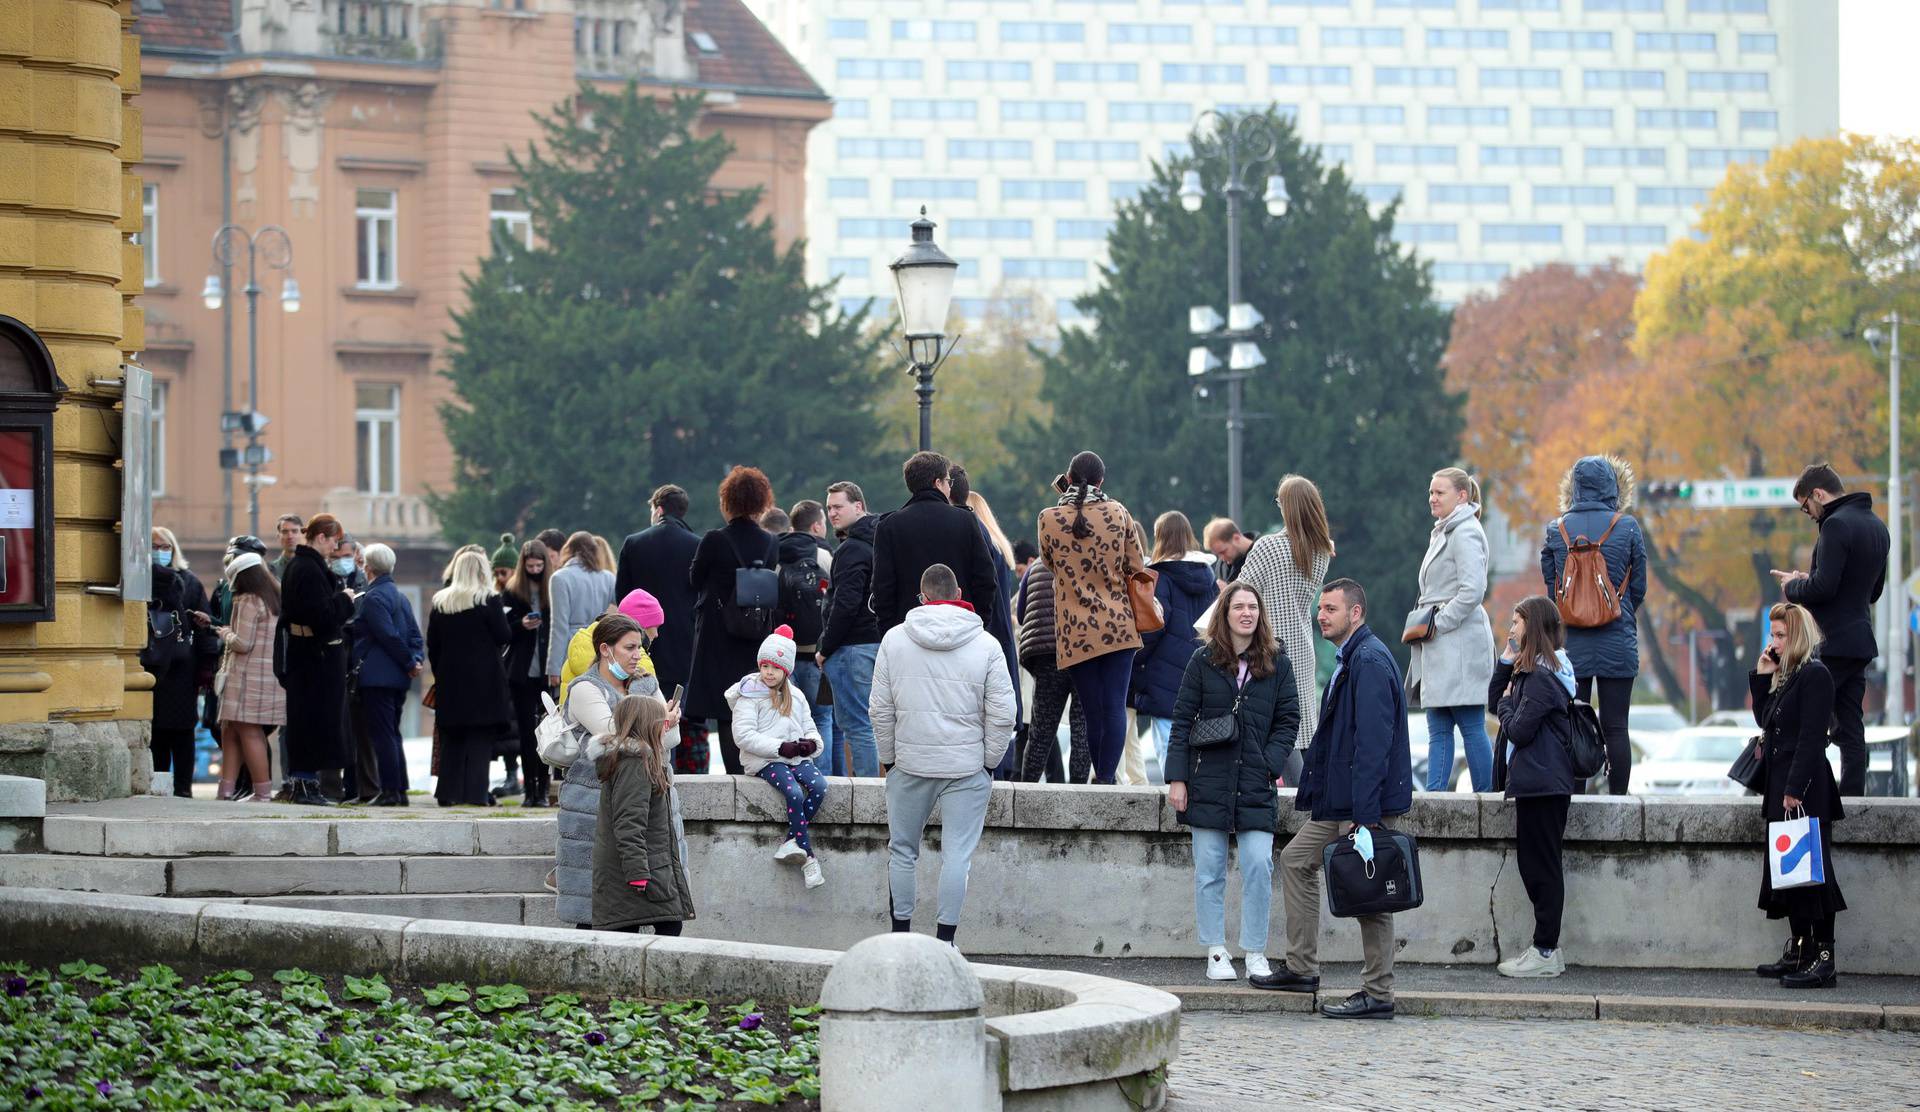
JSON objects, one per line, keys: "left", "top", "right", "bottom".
{"left": 432, "top": 550, "right": 492, "bottom": 614}
{"left": 967, "top": 491, "right": 1016, "bottom": 567}
{"left": 1152, "top": 511, "right": 1198, "bottom": 563}
{"left": 441, "top": 543, "right": 485, "bottom": 584}
{"left": 1276, "top": 474, "right": 1334, "bottom": 577}
{"left": 1768, "top": 602, "right": 1824, "bottom": 692}
{"left": 594, "top": 694, "right": 672, "bottom": 796}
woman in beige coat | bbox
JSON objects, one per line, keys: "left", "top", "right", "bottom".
{"left": 1037, "top": 451, "right": 1147, "bottom": 785}
{"left": 1406, "top": 468, "right": 1497, "bottom": 791}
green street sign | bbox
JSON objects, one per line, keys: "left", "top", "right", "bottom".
{"left": 1690, "top": 477, "right": 1798, "bottom": 509}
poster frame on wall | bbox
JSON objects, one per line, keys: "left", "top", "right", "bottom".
{"left": 0, "top": 315, "right": 67, "bottom": 624}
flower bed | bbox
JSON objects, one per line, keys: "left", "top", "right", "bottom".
{"left": 0, "top": 960, "right": 819, "bottom": 1110}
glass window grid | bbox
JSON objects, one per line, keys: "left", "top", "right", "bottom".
{"left": 835, "top": 99, "right": 869, "bottom": 118}
{"left": 1483, "top": 223, "right": 1563, "bottom": 244}
{"left": 1056, "top": 62, "right": 1139, "bottom": 82}
{"left": 1688, "top": 147, "right": 1768, "bottom": 169}
{"left": 1533, "top": 107, "right": 1614, "bottom": 127}
{"left": 1216, "top": 25, "right": 1297, "bottom": 45}
{"left": 1109, "top": 22, "right": 1191, "bottom": 43}
{"left": 893, "top": 179, "right": 978, "bottom": 200}
{"left": 827, "top": 18, "right": 866, "bottom": 38}
{"left": 1395, "top": 222, "right": 1459, "bottom": 244}
{"left": 1003, "top": 258, "right": 1088, "bottom": 279}
{"left": 1636, "top": 108, "right": 1716, "bottom": 128}
{"left": 1635, "top": 31, "right": 1714, "bottom": 51}
{"left": 949, "top": 218, "right": 1034, "bottom": 238}
{"left": 1428, "top": 28, "right": 1508, "bottom": 47}
{"left": 1431, "top": 106, "right": 1509, "bottom": 125}
{"left": 948, "top": 60, "right": 1030, "bottom": 81}
{"left": 892, "top": 99, "right": 978, "bottom": 120}
{"left": 1432, "top": 262, "right": 1510, "bottom": 281}
{"left": 489, "top": 189, "right": 531, "bottom": 250}
{"left": 949, "top": 139, "right": 1034, "bottom": 159}
{"left": 1163, "top": 63, "right": 1245, "bottom": 83}
{"left": 1532, "top": 29, "right": 1610, "bottom": 49}
{"left": 1322, "top": 27, "right": 1403, "bottom": 47}
{"left": 140, "top": 183, "right": 159, "bottom": 286}
{"left": 1377, "top": 66, "right": 1457, "bottom": 86}
{"left": 837, "top": 58, "right": 923, "bottom": 80}
{"left": 1588, "top": 224, "right": 1668, "bottom": 245}
{"left": 1056, "top": 140, "right": 1140, "bottom": 160}
{"left": 1112, "top": 101, "right": 1192, "bottom": 123}
{"left": 1481, "top": 67, "right": 1559, "bottom": 88}
{"left": 838, "top": 138, "right": 925, "bottom": 158}
{"left": 1003, "top": 180, "right": 1087, "bottom": 200}
{"left": 1326, "top": 105, "right": 1406, "bottom": 124}
{"left": 1738, "top": 32, "right": 1777, "bottom": 54}
{"left": 1585, "top": 69, "right": 1665, "bottom": 90}
{"left": 1534, "top": 184, "right": 1614, "bottom": 204}
{"left": 1586, "top": 146, "right": 1667, "bottom": 168}
{"left": 1377, "top": 144, "right": 1457, "bottom": 165}
{"left": 1739, "top": 110, "right": 1778, "bottom": 130}
{"left": 1270, "top": 64, "right": 1352, "bottom": 85}
{"left": 891, "top": 19, "right": 975, "bottom": 40}
{"left": 1637, "top": 186, "right": 1709, "bottom": 205}
{"left": 1689, "top": 71, "right": 1769, "bottom": 92}
{"left": 1003, "top": 100, "right": 1086, "bottom": 121}
{"left": 354, "top": 383, "right": 400, "bottom": 496}
{"left": 354, "top": 188, "right": 398, "bottom": 289}
{"left": 828, "top": 257, "right": 870, "bottom": 279}
{"left": 827, "top": 178, "right": 869, "bottom": 199}
{"left": 1431, "top": 183, "right": 1509, "bottom": 203}
{"left": 1482, "top": 145, "right": 1562, "bottom": 166}
{"left": 1057, "top": 219, "right": 1114, "bottom": 239}
{"left": 1001, "top": 21, "right": 1084, "bottom": 42}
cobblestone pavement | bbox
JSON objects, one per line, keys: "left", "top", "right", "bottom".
{"left": 1166, "top": 1012, "right": 1920, "bottom": 1112}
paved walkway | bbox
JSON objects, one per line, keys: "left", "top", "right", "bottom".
{"left": 1166, "top": 1012, "right": 1920, "bottom": 1111}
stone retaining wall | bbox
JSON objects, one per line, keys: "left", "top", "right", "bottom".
{"left": 0, "top": 887, "right": 1179, "bottom": 1112}
{"left": 668, "top": 777, "right": 1920, "bottom": 976}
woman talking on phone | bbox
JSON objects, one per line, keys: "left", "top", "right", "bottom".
{"left": 1750, "top": 602, "right": 1843, "bottom": 989}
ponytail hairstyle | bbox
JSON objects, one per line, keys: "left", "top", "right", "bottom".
{"left": 594, "top": 693, "right": 673, "bottom": 795}
{"left": 1434, "top": 467, "right": 1483, "bottom": 515}
{"left": 1056, "top": 450, "right": 1106, "bottom": 540}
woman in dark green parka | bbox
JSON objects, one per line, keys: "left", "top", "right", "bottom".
{"left": 593, "top": 694, "right": 695, "bottom": 934}
{"left": 1163, "top": 582, "right": 1300, "bottom": 984}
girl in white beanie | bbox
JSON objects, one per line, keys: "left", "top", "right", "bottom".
{"left": 725, "top": 624, "right": 829, "bottom": 888}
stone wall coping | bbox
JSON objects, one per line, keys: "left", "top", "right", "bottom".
{"left": 0, "top": 887, "right": 1178, "bottom": 1099}
{"left": 0, "top": 775, "right": 47, "bottom": 819}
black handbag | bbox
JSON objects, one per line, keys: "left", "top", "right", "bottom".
{"left": 719, "top": 532, "right": 779, "bottom": 640}
{"left": 1730, "top": 673, "right": 1792, "bottom": 793}
{"left": 1189, "top": 689, "right": 1245, "bottom": 749}
{"left": 1323, "top": 828, "right": 1424, "bottom": 917}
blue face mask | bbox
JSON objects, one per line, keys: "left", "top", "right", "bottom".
{"left": 608, "top": 659, "right": 632, "bottom": 682}
{"left": 330, "top": 558, "right": 356, "bottom": 577}
{"left": 152, "top": 550, "right": 173, "bottom": 568}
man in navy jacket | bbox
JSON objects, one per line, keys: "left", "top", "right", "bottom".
{"left": 1252, "top": 579, "right": 1412, "bottom": 1018}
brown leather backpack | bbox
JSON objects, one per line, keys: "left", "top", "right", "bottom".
{"left": 1553, "top": 511, "right": 1628, "bottom": 629}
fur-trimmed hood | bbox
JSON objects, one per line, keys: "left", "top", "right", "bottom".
{"left": 1558, "top": 455, "right": 1636, "bottom": 513}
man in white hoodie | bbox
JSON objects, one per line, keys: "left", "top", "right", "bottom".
{"left": 872, "top": 563, "right": 1018, "bottom": 946}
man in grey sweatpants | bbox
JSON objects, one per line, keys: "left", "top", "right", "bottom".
{"left": 872, "top": 563, "right": 1018, "bottom": 946}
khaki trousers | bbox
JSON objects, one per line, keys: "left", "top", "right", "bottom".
{"left": 1281, "top": 816, "right": 1397, "bottom": 1002}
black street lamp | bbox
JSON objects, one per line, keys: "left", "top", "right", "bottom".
{"left": 204, "top": 224, "right": 297, "bottom": 537}
{"left": 1179, "top": 110, "right": 1287, "bottom": 527}
{"left": 888, "top": 207, "right": 959, "bottom": 452}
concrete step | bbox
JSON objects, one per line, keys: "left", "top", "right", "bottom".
{"left": 228, "top": 893, "right": 556, "bottom": 927}
{"left": 0, "top": 853, "right": 555, "bottom": 899}
{"left": 41, "top": 815, "right": 555, "bottom": 858}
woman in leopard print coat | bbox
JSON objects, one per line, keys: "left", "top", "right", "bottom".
{"left": 1037, "top": 451, "right": 1148, "bottom": 784}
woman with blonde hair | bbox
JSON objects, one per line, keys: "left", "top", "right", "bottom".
{"left": 1750, "top": 602, "right": 1843, "bottom": 989}
{"left": 427, "top": 550, "right": 513, "bottom": 806}
{"left": 1239, "top": 476, "right": 1335, "bottom": 774}
{"left": 592, "top": 694, "right": 695, "bottom": 935}
{"left": 1408, "top": 467, "right": 1497, "bottom": 792}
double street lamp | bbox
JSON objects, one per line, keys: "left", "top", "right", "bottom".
{"left": 1866, "top": 312, "right": 1906, "bottom": 725}
{"left": 203, "top": 224, "right": 297, "bottom": 537}
{"left": 889, "top": 207, "right": 959, "bottom": 452}
{"left": 1179, "top": 110, "right": 1287, "bottom": 528}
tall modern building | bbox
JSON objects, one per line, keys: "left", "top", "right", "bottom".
{"left": 747, "top": 0, "right": 1837, "bottom": 319}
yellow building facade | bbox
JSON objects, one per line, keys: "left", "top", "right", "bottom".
{"left": 0, "top": 0, "right": 152, "bottom": 799}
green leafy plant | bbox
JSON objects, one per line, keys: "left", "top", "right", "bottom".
{"left": 473, "top": 983, "right": 530, "bottom": 1014}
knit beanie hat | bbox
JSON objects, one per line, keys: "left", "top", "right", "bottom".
{"left": 491, "top": 533, "right": 518, "bottom": 570}
{"left": 757, "top": 624, "right": 797, "bottom": 676}
{"left": 618, "top": 589, "right": 666, "bottom": 630}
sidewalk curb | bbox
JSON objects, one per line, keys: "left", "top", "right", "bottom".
{"left": 1170, "top": 985, "right": 1909, "bottom": 1030}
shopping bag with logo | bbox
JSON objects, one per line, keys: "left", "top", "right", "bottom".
{"left": 1322, "top": 827, "right": 1424, "bottom": 917}
{"left": 1767, "top": 810, "right": 1826, "bottom": 891}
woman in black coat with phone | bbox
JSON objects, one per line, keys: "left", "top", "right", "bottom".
{"left": 685, "top": 466, "right": 778, "bottom": 775}
{"left": 427, "top": 550, "right": 514, "bottom": 807}
{"left": 1489, "top": 595, "right": 1578, "bottom": 979}
{"left": 500, "top": 539, "right": 553, "bottom": 806}
{"left": 1163, "top": 582, "right": 1299, "bottom": 984}
{"left": 1750, "top": 601, "right": 1843, "bottom": 989}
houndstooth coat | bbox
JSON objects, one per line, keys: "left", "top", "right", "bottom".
{"left": 1238, "top": 530, "right": 1330, "bottom": 750}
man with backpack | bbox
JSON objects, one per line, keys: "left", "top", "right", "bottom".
{"left": 764, "top": 507, "right": 835, "bottom": 752}
{"left": 1539, "top": 455, "right": 1647, "bottom": 794}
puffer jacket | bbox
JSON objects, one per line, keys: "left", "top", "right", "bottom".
{"left": 871, "top": 601, "right": 1018, "bottom": 777}
{"left": 726, "top": 675, "right": 821, "bottom": 777}
{"left": 1540, "top": 455, "right": 1648, "bottom": 679}
{"left": 1015, "top": 563, "right": 1062, "bottom": 666}
{"left": 1130, "top": 556, "right": 1218, "bottom": 719}
{"left": 555, "top": 667, "right": 683, "bottom": 926}
{"left": 1163, "top": 646, "right": 1299, "bottom": 832}
{"left": 592, "top": 752, "right": 695, "bottom": 930}
{"left": 1488, "top": 659, "right": 1576, "bottom": 798}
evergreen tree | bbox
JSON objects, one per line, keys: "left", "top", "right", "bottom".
{"left": 1007, "top": 110, "right": 1459, "bottom": 654}
{"left": 435, "top": 85, "right": 891, "bottom": 540}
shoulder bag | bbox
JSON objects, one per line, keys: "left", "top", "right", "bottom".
{"left": 1189, "top": 684, "right": 1246, "bottom": 749}
{"left": 1128, "top": 569, "right": 1164, "bottom": 634}
{"left": 1401, "top": 605, "right": 1438, "bottom": 645}
{"left": 1729, "top": 672, "right": 1793, "bottom": 794}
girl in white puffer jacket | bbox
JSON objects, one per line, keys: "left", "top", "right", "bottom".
{"left": 725, "top": 625, "right": 828, "bottom": 889}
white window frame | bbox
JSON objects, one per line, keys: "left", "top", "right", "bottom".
{"left": 355, "top": 189, "right": 399, "bottom": 290}
{"left": 149, "top": 379, "right": 168, "bottom": 498}
{"left": 140, "top": 184, "right": 160, "bottom": 287}
{"left": 355, "top": 383, "right": 401, "bottom": 495}
{"left": 489, "top": 189, "right": 532, "bottom": 251}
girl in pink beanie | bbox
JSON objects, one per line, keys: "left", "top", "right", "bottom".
{"left": 725, "top": 624, "right": 828, "bottom": 888}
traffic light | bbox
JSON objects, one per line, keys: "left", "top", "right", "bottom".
{"left": 1643, "top": 480, "right": 1695, "bottom": 503}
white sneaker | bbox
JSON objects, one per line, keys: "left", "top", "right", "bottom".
{"left": 1497, "top": 946, "right": 1566, "bottom": 978}
{"left": 802, "top": 857, "right": 825, "bottom": 889}
{"left": 1244, "top": 953, "right": 1272, "bottom": 979}
{"left": 1205, "top": 946, "right": 1238, "bottom": 981}
{"left": 773, "top": 838, "right": 806, "bottom": 864}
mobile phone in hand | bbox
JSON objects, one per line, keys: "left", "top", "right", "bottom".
{"left": 670, "top": 684, "right": 685, "bottom": 707}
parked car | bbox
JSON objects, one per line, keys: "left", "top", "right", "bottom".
{"left": 1627, "top": 726, "right": 1751, "bottom": 795}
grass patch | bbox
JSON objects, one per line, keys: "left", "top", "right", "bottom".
{"left": 0, "top": 960, "right": 818, "bottom": 1109}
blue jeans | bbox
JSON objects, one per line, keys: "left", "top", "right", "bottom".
{"left": 1145, "top": 717, "right": 1173, "bottom": 779}
{"left": 1068, "top": 649, "right": 1136, "bottom": 785}
{"left": 822, "top": 642, "right": 880, "bottom": 776}
{"left": 1192, "top": 827, "right": 1273, "bottom": 952}
{"left": 1426, "top": 704, "right": 1493, "bottom": 792}
{"left": 790, "top": 659, "right": 835, "bottom": 769}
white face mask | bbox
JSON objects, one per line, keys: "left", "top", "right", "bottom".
{"left": 330, "top": 558, "right": 356, "bottom": 577}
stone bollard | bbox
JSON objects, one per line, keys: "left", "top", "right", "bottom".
{"left": 819, "top": 933, "right": 989, "bottom": 1112}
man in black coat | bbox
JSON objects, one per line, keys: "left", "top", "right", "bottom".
{"left": 1774, "top": 463, "right": 1889, "bottom": 795}
{"left": 869, "top": 452, "right": 999, "bottom": 636}
{"left": 615, "top": 484, "right": 705, "bottom": 772}
{"left": 820, "top": 481, "right": 881, "bottom": 776}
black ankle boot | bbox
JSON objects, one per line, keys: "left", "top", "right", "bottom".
{"left": 936, "top": 922, "right": 958, "bottom": 946}
{"left": 891, "top": 918, "right": 912, "bottom": 933}
{"left": 1781, "top": 945, "right": 1837, "bottom": 989}
{"left": 1755, "top": 936, "right": 1805, "bottom": 978}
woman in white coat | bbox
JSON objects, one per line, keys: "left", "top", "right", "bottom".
{"left": 1406, "top": 468, "right": 1498, "bottom": 791}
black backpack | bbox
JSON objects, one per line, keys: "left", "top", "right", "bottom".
{"left": 1564, "top": 698, "right": 1608, "bottom": 781}
{"left": 777, "top": 551, "right": 828, "bottom": 647}
{"left": 719, "top": 532, "right": 780, "bottom": 640}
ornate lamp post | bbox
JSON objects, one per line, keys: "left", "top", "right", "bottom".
{"left": 889, "top": 208, "right": 959, "bottom": 452}
{"left": 1180, "top": 110, "right": 1288, "bottom": 527}
{"left": 204, "top": 224, "right": 297, "bottom": 536}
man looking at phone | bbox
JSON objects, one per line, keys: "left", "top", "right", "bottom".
{"left": 1772, "top": 463, "right": 1888, "bottom": 795}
